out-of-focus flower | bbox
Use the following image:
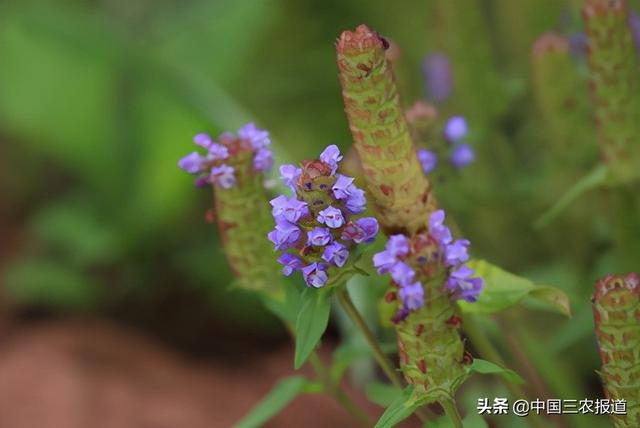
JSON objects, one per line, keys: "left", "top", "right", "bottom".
{"left": 444, "top": 116, "right": 468, "bottom": 143}
{"left": 451, "top": 143, "right": 475, "bottom": 168}
{"left": 269, "top": 145, "right": 379, "bottom": 288}
{"left": 417, "top": 149, "right": 438, "bottom": 174}
{"left": 422, "top": 53, "right": 452, "bottom": 103}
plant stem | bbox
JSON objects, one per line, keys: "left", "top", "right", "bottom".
{"left": 307, "top": 352, "right": 372, "bottom": 427}
{"left": 441, "top": 398, "right": 464, "bottom": 428}
{"left": 336, "top": 287, "right": 435, "bottom": 422}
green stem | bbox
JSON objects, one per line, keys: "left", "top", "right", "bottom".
{"left": 336, "top": 288, "right": 435, "bottom": 422}
{"left": 441, "top": 398, "right": 464, "bottom": 428}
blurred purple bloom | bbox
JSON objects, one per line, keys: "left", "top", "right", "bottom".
{"left": 317, "top": 206, "right": 345, "bottom": 229}
{"left": 390, "top": 262, "right": 416, "bottom": 287}
{"left": 307, "top": 227, "right": 332, "bottom": 246}
{"left": 399, "top": 282, "right": 425, "bottom": 311}
{"left": 268, "top": 219, "right": 301, "bottom": 251}
{"left": 302, "top": 263, "right": 329, "bottom": 288}
{"left": 568, "top": 32, "right": 588, "bottom": 58}
{"left": 332, "top": 174, "right": 355, "bottom": 200}
{"left": 387, "top": 235, "right": 410, "bottom": 258}
{"left": 209, "top": 165, "right": 236, "bottom": 188}
{"left": 319, "top": 144, "right": 343, "bottom": 174}
{"left": 630, "top": 11, "right": 640, "bottom": 53}
{"left": 445, "top": 239, "right": 470, "bottom": 267}
{"left": 345, "top": 187, "right": 366, "bottom": 214}
{"left": 451, "top": 144, "right": 475, "bottom": 168}
{"left": 194, "top": 176, "right": 209, "bottom": 188}
{"left": 238, "top": 122, "right": 271, "bottom": 149}
{"left": 270, "top": 195, "right": 309, "bottom": 223}
{"left": 322, "top": 242, "right": 349, "bottom": 267}
{"left": 417, "top": 149, "right": 438, "bottom": 174}
{"left": 447, "top": 265, "right": 484, "bottom": 302}
{"left": 278, "top": 253, "right": 302, "bottom": 276}
{"left": 444, "top": 116, "right": 468, "bottom": 143}
{"left": 253, "top": 148, "right": 273, "bottom": 172}
{"left": 372, "top": 250, "right": 396, "bottom": 274}
{"left": 178, "top": 152, "right": 205, "bottom": 174}
{"left": 429, "top": 210, "right": 452, "bottom": 245}
{"left": 422, "top": 53, "right": 452, "bottom": 103}
{"left": 341, "top": 217, "right": 379, "bottom": 243}
{"left": 193, "top": 133, "right": 213, "bottom": 149}
{"left": 208, "top": 143, "right": 229, "bottom": 160}
{"left": 280, "top": 164, "right": 302, "bottom": 193}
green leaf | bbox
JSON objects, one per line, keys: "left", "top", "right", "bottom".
{"left": 294, "top": 288, "right": 333, "bottom": 369}
{"left": 458, "top": 259, "right": 571, "bottom": 316}
{"left": 330, "top": 342, "right": 397, "bottom": 385}
{"left": 374, "top": 386, "right": 420, "bottom": 428}
{"left": 233, "top": 376, "right": 312, "bottom": 428}
{"left": 260, "top": 277, "right": 302, "bottom": 325}
{"left": 467, "top": 359, "right": 525, "bottom": 385}
{"left": 365, "top": 381, "right": 403, "bottom": 407}
{"left": 534, "top": 164, "right": 609, "bottom": 228}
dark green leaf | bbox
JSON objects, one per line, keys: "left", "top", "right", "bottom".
{"left": 233, "top": 376, "right": 312, "bottom": 428}
{"left": 294, "top": 288, "right": 332, "bottom": 369}
{"left": 467, "top": 359, "right": 525, "bottom": 385}
{"left": 374, "top": 386, "right": 420, "bottom": 428}
{"left": 365, "top": 382, "right": 403, "bottom": 407}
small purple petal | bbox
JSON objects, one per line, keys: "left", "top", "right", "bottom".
{"left": 209, "top": 164, "right": 236, "bottom": 189}
{"left": 193, "top": 133, "right": 213, "bottom": 149}
{"left": 422, "top": 53, "right": 452, "bottom": 103}
{"left": 280, "top": 164, "right": 302, "bottom": 193}
{"left": 253, "top": 147, "right": 273, "bottom": 172}
{"left": 445, "top": 239, "right": 470, "bottom": 267}
{"left": 428, "top": 209, "right": 452, "bottom": 245}
{"left": 390, "top": 262, "right": 415, "bottom": 287}
{"left": 444, "top": 116, "right": 468, "bottom": 143}
{"left": 399, "top": 281, "right": 425, "bottom": 311}
{"left": 417, "top": 149, "right": 438, "bottom": 174}
{"left": 322, "top": 242, "right": 349, "bottom": 267}
{"left": 447, "top": 265, "right": 483, "bottom": 302}
{"left": 372, "top": 250, "right": 397, "bottom": 274}
{"left": 302, "top": 263, "right": 329, "bottom": 288}
{"left": 386, "top": 234, "right": 409, "bottom": 258}
{"left": 178, "top": 152, "right": 205, "bottom": 174}
{"left": 208, "top": 143, "right": 229, "bottom": 160}
{"left": 317, "top": 206, "right": 345, "bottom": 229}
{"left": 270, "top": 195, "right": 309, "bottom": 223}
{"left": 319, "top": 144, "right": 343, "bottom": 174}
{"left": 345, "top": 186, "right": 366, "bottom": 214}
{"left": 451, "top": 144, "right": 475, "bottom": 168}
{"left": 277, "top": 253, "right": 302, "bottom": 276}
{"left": 238, "top": 122, "right": 271, "bottom": 149}
{"left": 307, "top": 227, "right": 332, "bottom": 247}
{"left": 332, "top": 174, "right": 355, "bottom": 200}
{"left": 267, "top": 218, "right": 301, "bottom": 251}
{"left": 341, "top": 217, "right": 378, "bottom": 244}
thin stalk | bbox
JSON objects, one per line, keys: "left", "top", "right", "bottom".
{"left": 336, "top": 288, "right": 435, "bottom": 422}
{"left": 441, "top": 398, "right": 464, "bottom": 428}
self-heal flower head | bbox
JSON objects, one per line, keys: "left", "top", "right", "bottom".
{"left": 269, "top": 144, "right": 378, "bottom": 289}
{"left": 399, "top": 282, "right": 425, "bottom": 311}
{"left": 444, "top": 116, "right": 468, "bottom": 143}
{"left": 179, "top": 123, "right": 273, "bottom": 188}
{"left": 317, "top": 206, "right": 345, "bottom": 229}
{"left": 302, "top": 263, "right": 329, "bottom": 288}
{"left": 417, "top": 149, "right": 438, "bottom": 174}
{"left": 270, "top": 195, "right": 309, "bottom": 223}
{"left": 447, "top": 265, "right": 484, "bottom": 302}
{"left": 451, "top": 144, "right": 475, "bottom": 168}
{"left": 307, "top": 227, "right": 332, "bottom": 247}
{"left": 278, "top": 253, "right": 303, "bottom": 276}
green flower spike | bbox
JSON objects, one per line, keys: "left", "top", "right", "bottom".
{"left": 592, "top": 273, "right": 640, "bottom": 428}
{"left": 336, "top": 24, "right": 437, "bottom": 236}
{"left": 583, "top": 0, "right": 640, "bottom": 182}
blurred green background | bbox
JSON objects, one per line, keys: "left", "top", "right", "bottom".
{"left": 1, "top": 0, "right": 639, "bottom": 426}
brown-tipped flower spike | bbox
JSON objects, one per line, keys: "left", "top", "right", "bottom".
{"left": 592, "top": 273, "right": 640, "bottom": 427}
{"left": 336, "top": 24, "right": 437, "bottom": 236}
{"left": 583, "top": 0, "right": 640, "bottom": 182}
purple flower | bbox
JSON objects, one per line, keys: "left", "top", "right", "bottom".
{"left": 193, "top": 133, "right": 213, "bottom": 149}
{"left": 319, "top": 144, "right": 343, "bottom": 174}
{"left": 194, "top": 176, "right": 209, "bottom": 188}
{"left": 387, "top": 235, "right": 410, "bottom": 257}
{"left": 332, "top": 174, "right": 355, "bottom": 200}
{"left": 630, "top": 11, "right": 640, "bottom": 54}
{"left": 253, "top": 148, "right": 274, "bottom": 172}
{"left": 209, "top": 164, "right": 236, "bottom": 188}
{"left": 278, "top": 253, "right": 302, "bottom": 276}
{"left": 444, "top": 116, "right": 468, "bottom": 143}
{"left": 341, "top": 217, "right": 379, "bottom": 243}
{"left": 390, "top": 262, "right": 415, "bottom": 287}
{"left": 445, "top": 239, "right": 470, "bottom": 267}
{"left": 373, "top": 250, "right": 397, "bottom": 274}
{"left": 302, "top": 263, "right": 329, "bottom": 288}
{"left": 422, "top": 53, "right": 452, "bottom": 103}
{"left": 447, "top": 265, "right": 484, "bottom": 302}
{"left": 238, "top": 122, "right": 271, "bottom": 149}
{"left": 208, "top": 143, "right": 229, "bottom": 160}
{"left": 417, "top": 149, "right": 437, "bottom": 174}
{"left": 268, "top": 218, "right": 301, "bottom": 251}
{"left": 317, "top": 206, "right": 345, "bottom": 228}
{"left": 568, "top": 32, "right": 588, "bottom": 58}
{"left": 178, "top": 152, "right": 206, "bottom": 173}
{"left": 428, "top": 210, "right": 452, "bottom": 245}
{"left": 399, "top": 282, "right": 425, "bottom": 311}
{"left": 451, "top": 144, "right": 475, "bottom": 168}
{"left": 270, "top": 195, "right": 309, "bottom": 223}
{"left": 307, "top": 227, "right": 332, "bottom": 247}
{"left": 345, "top": 187, "right": 366, "bottom": 214}
{"left": 280, "top": 164, "right": 302, "bottom": 193}
{"left": 322, "top": 242, "right": 349, "bottom": 267}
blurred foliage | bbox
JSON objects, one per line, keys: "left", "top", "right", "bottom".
{"left": 1, "top": 1, "right": 640, "bottom": 425}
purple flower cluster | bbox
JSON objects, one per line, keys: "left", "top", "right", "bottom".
{"left": 178, "top": 123, "right": 273, "bottom": 188}
{"left": 373, "top": 209, "right": 483, "bottom": 322}
{"left": 416, "top": 115, "right": 476, "bottom": 176}
{"left": 268, "top": 145, "right": 379, "bottom": 288}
